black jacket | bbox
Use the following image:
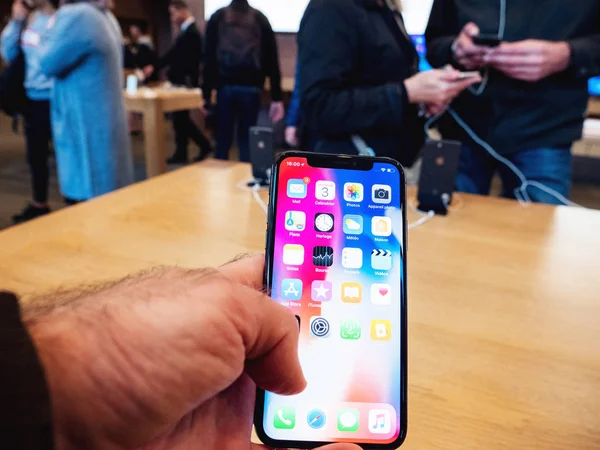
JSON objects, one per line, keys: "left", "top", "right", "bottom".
{"left": 203, "top": 0, "right": 283, "bottom": 102}
{"left": 156, "top": 22, "right": 203, "bottom": 87}
{"left": 426, "top": 0, "right": 600, "bottom": 155}
{"left": 124, "top": 42, "right": 156, "bottom": 71}
{"left": 298, "top": 0, "right": 424, "bottom": 165}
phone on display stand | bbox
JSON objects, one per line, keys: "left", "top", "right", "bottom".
{"left": 417, "top": 140, "right": 462, "bottom": 216}
{"left": 255, "top": 151, "right": 408, "bottom": 449}
{"left": 473, "top": 34, "right": 502, "bottom": 47}
{"left": 249, "top": 127, "right": 275, "bottom": 187}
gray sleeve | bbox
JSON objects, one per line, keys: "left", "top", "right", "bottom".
{"left": 0, "top": 20, "right": 24, "bottom": 64}
{"left": 39, "top": 6, "right": 92, "bottom": 78}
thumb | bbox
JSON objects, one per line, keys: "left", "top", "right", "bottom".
{"left": 463, "top": 22, "right": 480, "bottom": 37}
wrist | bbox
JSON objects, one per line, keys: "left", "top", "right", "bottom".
{"left": 553, "top": 41, "right": 572, "bottom": 73}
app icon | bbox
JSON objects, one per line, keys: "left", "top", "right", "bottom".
{"left": 371, "top": 249, "right": 392, "bottom": 271}
{"left": 307, "top": 409, "right": 327, "bottom": 429}
{"left": 344, "top": 183, "right": 364, "bottom": 202}
{"left": 343, "top": 215, "right": 363, "bottom": 235}
{"left": 337, "top": 409, "right": 359, "bottom": 432}
{"left": 281, "top": 279, "right": 303, "bottom": 301}
{"left": 372, "top": 184, "right": 392, "bottom": 204}
{"left": 283, "top": 244, "right": 304, "bottom": 266}
{"left": 314, "top": 213, "right": 335, "bottom": 233}
{"left": 315, "top": 181, "right": 336, "bottom": 201}
{"left": 368, "top": 410, "right": 391, "bottom": 434}
{"left": 340, "top": 319, "right": 362, "bottom": 340}
{"left": 287, "top": 179, "right": 307, "bottom": 199}
{"left": 311, "top": 280, "right": 332, "bottom": 302}
{"left": 273, "top": 406, "right": 296, "bottom": 429}
{"left": 313, "top": 246, "right": 334, "bottom": 267}
{"left": 342, "top": 248, "right": 363, "bottom": 269}
{"left": 372, "top": 216, "right": 392, "bottom": 237}
{"left": 310, "top": 316, "right": 331, "bottom": 338}
{"left": 285, "top": 211, "right": 306, "bottom": 232}
{"left": 341, "top": 282, "right": 362, "bottom": 303}
{"left": 371, "top": 284, "right": 391, "bottom": 305}
{"left": 371, "top": 320, "right": 392, "bottom": 341}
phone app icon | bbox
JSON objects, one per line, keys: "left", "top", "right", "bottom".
{"left": 281, "top": 279, "right": 302, "bottom": 301}
{"left": 372, "top": 184, "right": 392, "bottom": 204}
{"left": 313, "top": 246, "right": 334, "bottom": 267}
{"left": 371, "top": 284, "right": 391, "bottom": 305}
{"left": 343, "top": 215, "right": 363, "bottom": 235}
{"left": 368, "top": 409, "right": 391, "bottom": 434}
{"left": 311, "top": 281, "right": 332, "bottom": 302}
{"left": 337, "top": 409, "right": 359, "bottom": 432}
{"left": 341, "top": 282, "right": 362, "bottom": 303}
{"left": 371, "top": 320, "right": 392, "bottom": 341}
{"left": 314, "top": 213, "right": 335, "bottom": 233}
{"left": 307, "top": 409, "right": 327, "bottom": 429}
{"left": 372, "top": 216, "right": 392, "bottom": 237}
{"left": 342, "top": 248, "right": 363, "bottom": 269}
{"left": 340, "top": 319, "right": 362, "bottom": 340}
{"left": 310, "top": 316, "right": 331, "bottom": 338}
{"left": 315, "top": 180, "right": 336, "bottom": 201}
{"left": 287, "top": 179, "right": 307, "bottom": 199}
{"left": 273, "top": 406, "right": 296, "bottom": 429}
{"left": 285, "top": 211, "right": 306, "bottom": 232}
{"left": 283, "top": 244, "right": 304, "bottom": 266}
{"left": 371, "top": 249, "right": 392, "bottom": 271}
{"left": 344, "top": 183, "right": 364, "bottom": 202}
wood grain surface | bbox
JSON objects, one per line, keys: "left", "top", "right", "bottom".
{"left": 1, "top": 161, "right": 599, "bottom": 450}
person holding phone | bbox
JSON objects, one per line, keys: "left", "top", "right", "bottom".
{"left": 426, "top": 0, "right": 600, "bottom": 204}
{"left": 1, "top": 0, "right": 57, "bottom": 223}
{"left": 1, "top": 256, "right": 359, "bottom": 450}
{"left": 298, "top": 0, "right": 481, "bottom": 166}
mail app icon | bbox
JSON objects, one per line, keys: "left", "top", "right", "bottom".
{"left": 287, "top": 179, "right": 307, "bottom": 199}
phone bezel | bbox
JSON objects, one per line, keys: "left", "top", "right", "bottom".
{"left": 254, "top": 151, "right": 408, "bottom": 449}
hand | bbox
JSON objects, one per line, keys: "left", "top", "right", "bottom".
{"left": 25, "top": 256, "right": 361, "bottom": 450}
{"left": 485, "top": 39, "right": 571, "bottom": 82}
{"left": 404, "top": 68, "right": 482, "bottom": 106}
{"left": 269, "top": 101, "right": 285, "bottom": 123}
{"left": 142, "top": 65, "right": 154, "bottom": 79}
{"left": 285, "top": 126, "right": 299, "bottom": 147}
{"left": 452, "top": 22, "right": 489, "bottom": 70}
{"left": 12, "top": 0, "right": 28, "bottom": 21}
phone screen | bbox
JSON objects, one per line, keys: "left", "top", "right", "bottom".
{"left": 260, "top": 154, "right": 407, "bottom": 447}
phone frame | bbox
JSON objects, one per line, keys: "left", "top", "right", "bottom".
{"left": 254, "top": 151, "right": 408, "bottom": 449}
{"left": 472, "top": 34, "right": 502, "bottom": 47}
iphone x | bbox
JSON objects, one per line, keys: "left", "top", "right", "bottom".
{"left": 255, "top": 152, "right": 408, "bottom": 448}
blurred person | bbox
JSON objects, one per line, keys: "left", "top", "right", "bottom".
{"left": 299, "top": 0, "right": 480, "bottom": 165}
{"left": 124, "top": 21, "right": 156, "bottom": 76}
{"left": 1, "top": 255, "right": 361, "bottom": 450}
{"left": 38, "top": 0, "right": 133, "bottom": 204}
{"left": 144, "top": 0, "right": 211, "bottom": 164}
{"left": 203, "top": 0, "right": 285, "bottom": 163}
{"left": 426, "top": 0, "right": 600, "bottom": 204}
{"left": 1, "top": 0, "right": 57, "bottom": 224}
{"left": 285, "top": 62, "right": 302, "bottom": 148}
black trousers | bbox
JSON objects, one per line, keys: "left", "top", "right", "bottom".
{"left": 172, "top": 110, "right": 211, "bottom": 158}
{"left": 24, "top": 99, "right": 52, "bottom": 204}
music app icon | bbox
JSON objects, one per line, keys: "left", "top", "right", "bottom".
{"left": 368, "top": 409, "right": 391, "bottom": 434}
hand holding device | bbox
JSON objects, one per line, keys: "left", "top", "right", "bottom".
{"left": 285, "top": 126, "right": 299, "bottom": 147}
{"left": 473, "top": 34, "right": 502, "bottom": 48}
{"left": 270, "top": 101, "right": 285, "bottom": 124}
{"left": 404, "top": 68, "right": 482, "bottom": 107}
{"left": 452, "top": 22, "right": 489, "bottom": 70}
{"left": 485, "top": 39, "right": 571, "bottom": 82}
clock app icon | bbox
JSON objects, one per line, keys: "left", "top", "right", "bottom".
{"left": 314, "top": 213, "right": 335, "bottom": 233}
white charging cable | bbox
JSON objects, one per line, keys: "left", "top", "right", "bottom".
{"left": 251, "top": 183, "right": 269, "bottom": 214}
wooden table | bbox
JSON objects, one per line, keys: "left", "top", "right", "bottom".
{"left": 1, "top": 161, "right": 599, "bottom": 450}
{"left": 589, "top": 97, "right": 600, "bottom": 118}
{"left": 124, "top": 87, "right": 204, "bottom": 178}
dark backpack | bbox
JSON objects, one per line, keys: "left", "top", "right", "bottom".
{"left": 217, "top": 6, "right": 262, "bottom": 79}
{"left": 0, "top": 29, "right": 27, "bottom": 117}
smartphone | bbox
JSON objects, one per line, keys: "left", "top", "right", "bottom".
{"left": 256, "top": 151, "right": 408, "bottom": 449}
{"left": 249, "top": 127, "right": 275, "bottom": 184}
{"left": 458, "top": 71, "right": 481, "bottom": 80}
{"left": 417, "top": 140, "right": 462, "bottom": 215}
{"left": 472, "top": 34, "right": 501, "bottom": 47}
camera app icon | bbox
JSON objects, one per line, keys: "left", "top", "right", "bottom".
{"left": 372, "top": 185, "right": 392, "bottom": 204}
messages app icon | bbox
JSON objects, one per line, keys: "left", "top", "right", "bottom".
{"left": 337, "top": 409, "right": 359, "bottom": 432}
{"left": 287, "top": 179, "right": 307, "bottom": 199}
{"left": 343, "top": 215, "right": 363, "bottom": 235}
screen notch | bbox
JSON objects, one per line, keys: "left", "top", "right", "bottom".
{"left": 307, "top": 153, "right": 374, "bottom": 171}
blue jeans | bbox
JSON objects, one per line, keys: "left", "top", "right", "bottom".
{"left": 215, "top": 85, "right": 262, "bottom": 162}
{"left": 456, "top": 145, "right": 572, "bottom": 205}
